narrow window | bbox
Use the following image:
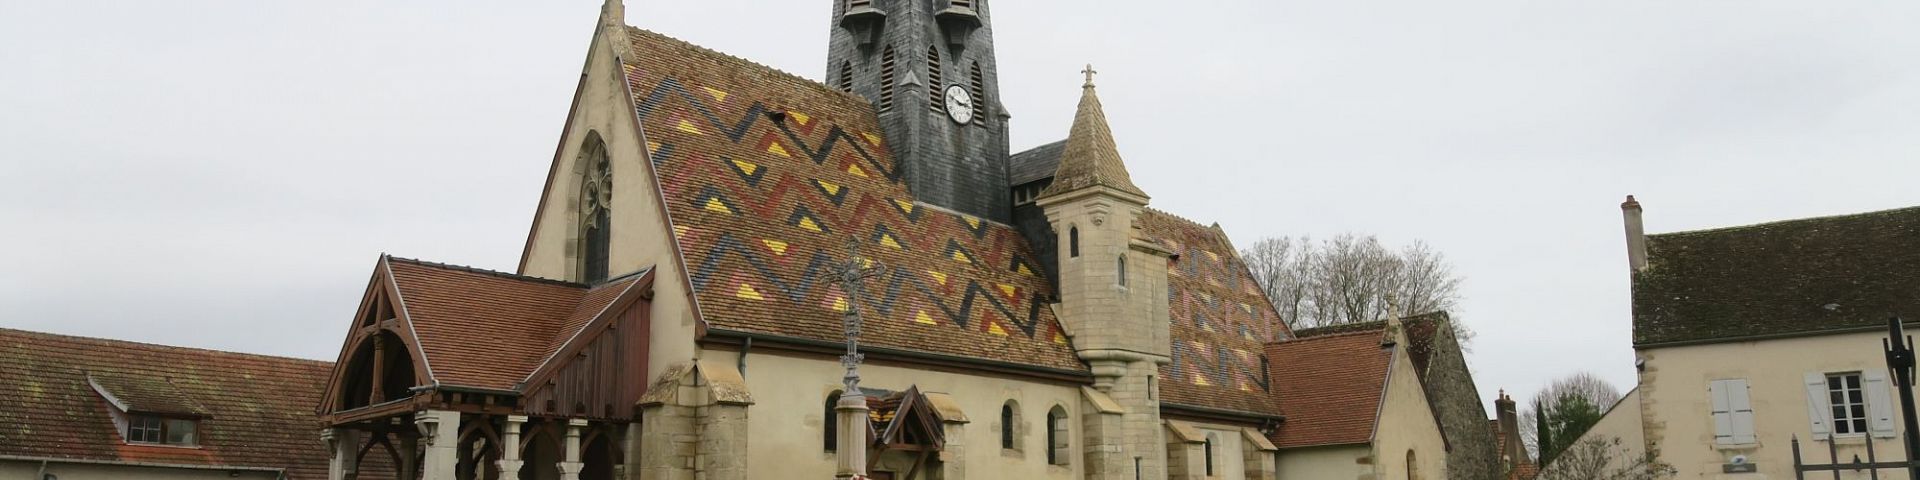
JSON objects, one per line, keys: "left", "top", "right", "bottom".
{"left": 879, "top": 46, "right": 897, "bottom": 112}
{"left": 1829, "top": 373, "right": 1868, "bottom": 434}
{"left": 824, "top": 390, "right": 842, "bottom": 451}
{"left": 1068, "top": 227, "right": 1079, "bottom": 258}
{"left": 1000, "top": 402, "right": 1018, "bottom": 450}
{"left": 969, "top": 61, "right": 986, "bottom": 125}
{"left": 578, "top": 135, "right": 613, "bottom": 284}
{"left": 1147, "top": 374, "right": 1156, "bottom": 400}
{"left": 1117, "top": 255, "right": 1127, "bottom": 286}
{"left": 1260, "top": 355, "right": 1272, "bottom": 391}
{"left": 1047, "top": 406, "right": 1070, "bottom": 465}
{"left": 1204, "top": 433, "right": 1217, "bottom": 476}
{"left": 1407, "top": 450, "right": 1419, "bottom": 480}
{"left": 838, "top": 61, "right": 854, "bottom": 93}
{"left": 927, "top": 46, "right": 944, "bottom": 112}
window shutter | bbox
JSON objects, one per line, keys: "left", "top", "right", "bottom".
{"left": 1866, "top": 369, "right": 1897, "bottom": 438}
{"left": 1806, "top": 372, "right": 1833, "bottom": 437}
{"left": 1709, "top": 380, "right": 1735, "bottom": 444}
{"left": 1726, "top": 379, "right": 1757, "bottom": 444}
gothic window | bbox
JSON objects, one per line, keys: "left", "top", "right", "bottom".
{"left": 879, "top": 46, "right": 897, "bottom": 112}
{"left": 1047, "top": 406, "right": 1070, "bottom": 465}
{"left": 969, "top": 61, "right": 986, "bottom": 125}
{"left": 1407, "top": 450, "right": 1419, "bottom": 480}
{"left": 824, "top": 390, "right": 842, "bottom": 451}
{"left": 1117, "top": 255, "right": 1127, "bottom": 286}
{"left": 1204, "top": 432, "right": 1218, "bottom": 476}
{"left": 579, "top": 135, "right": 613, "bottom": 284}
{"left": 927, "top": 46, "right": 944, "bottom": 112}
{"left": 1068, "top": 227, "right": 1079, "bottom": 258}
{"left": 1000, "top": 401, "right": 1020, "bottom": 450}
{"left": 838, "top": 61, "right": 855, "bottom": 93}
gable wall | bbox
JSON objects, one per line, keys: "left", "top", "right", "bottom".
{"left": 520, "top": 25, "right": 695, "bottom": 385}
{"left": 1373, "top": 342, "right": 1449, "bottom": 480}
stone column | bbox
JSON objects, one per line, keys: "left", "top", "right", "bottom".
{"left": 620, "top": 423, "right": 641, "bottom": 480}
{"left": 559, "top": 419, "right": 588, "bottom": 480}
{"left": 323, "top": 428, "right": 361, "bottom": 480}
{"left": 497, "top": 415, "right": 526, "bottom": 478}
{"left": 416, "top": 410, "right": 461, "bottom": 480}
{"left": 834, "top": 392, "right": 869, "bottom": 479}
{"left": 396, "top": 434, "right": 420, "bottom": 480}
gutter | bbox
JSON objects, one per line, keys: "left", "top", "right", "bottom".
{"left": 1635, "top": 324, "right": 1902, "bottom": 349}
{"left": 3, "top": 455, "right": 286, "bottom": 477}
{"left": 1161, "top": 402, "right": 1285, "bottom": 423}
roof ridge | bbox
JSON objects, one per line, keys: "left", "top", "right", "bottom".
{"left": 1652, "top": 204, "right": 1920, "bottom": 238}
{"left": 624, "top": 27, "right": 866, "bottom": 105}
{"left": 386, "top": 255, "right": 585, "bottom": 288}
{"left": 1285, "top": 322, "right": 1388, "bottom": 341}
{"left": 0, "top": 327, "right": 334, "bottom": 366}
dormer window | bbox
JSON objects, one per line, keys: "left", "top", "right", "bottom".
{"left": 89, "top": 372, "right": 207, "bottom": 448}
{"left": 127, "top": 415, "right": 198, "bottom": 446}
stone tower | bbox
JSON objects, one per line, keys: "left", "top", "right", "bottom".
{"left": 826, "top": 0, "right": 1013, "bottom": 222}
{"left": 1036, "top": 71, "right": 1174, "bottom": 480}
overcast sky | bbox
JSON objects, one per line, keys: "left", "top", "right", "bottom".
{"left": 4, "top": 0, "right": 1918, "bottom": 412}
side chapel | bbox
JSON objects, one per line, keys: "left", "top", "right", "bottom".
{"left": 316, "top": 1, "right": 1324, "bottom": 479}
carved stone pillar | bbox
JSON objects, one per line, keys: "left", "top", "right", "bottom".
{"left": 416, "top": 410, "right": 461, "bottom": 480}
{"left": 834, "top": 392, "right": 870, "bottom": 479}
{"left": 323, "top": 428, "right": 361, "bottom": 480}
{"left": 558, "top": 418, "right": 588, "bottom": 480}
{"left": 496, "top": 415, "right": 526, "bottom": 477}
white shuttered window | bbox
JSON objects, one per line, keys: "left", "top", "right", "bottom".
{"left": 1709, "top": 378, "right": 1757, "bottom": 445}
{"left": 1806, "top": 370, "right": 1898, "bottom": 438}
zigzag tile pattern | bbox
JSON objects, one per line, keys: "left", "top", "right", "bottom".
{"left": 623, "top": 29, "right": 1084, "bottom": 372}
{"left": 1143, "top": 209, "right": 1290, "bottom": 414}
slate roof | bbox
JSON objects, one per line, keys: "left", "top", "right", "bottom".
{"left": 1143, "top": 210, "right": 1289, "bottom": 416}
{"left": 620, "top": 28, "right": 1084, "bottom": 373}
{"left": 384, "top": 257, "right": 642, "bottom": 391}
{"left": 1265, "top": 325, "right": 1393, "bottom": 448}
{"left": 1008, "top": 140, "right": 1065, "bottom": 186}
{"left": 0, "top": 328, "right": 332, "bottom": 479}
{"left": 1035, "top": 83, "right": 1147, "bottom": 200}
{"left": 1631, "top": 206, "right": 1920, "bottom": 346}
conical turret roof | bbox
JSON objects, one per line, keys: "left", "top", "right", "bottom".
{"left": 1037, "top": 66, "right": 1148, "bottom": 201}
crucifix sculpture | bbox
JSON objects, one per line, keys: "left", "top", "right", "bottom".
{"left": 821, "top": 239, "right": 886, "bottom": 480}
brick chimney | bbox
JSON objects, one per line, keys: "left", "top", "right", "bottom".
{"left": 1622, "top": 195, "right": 1647, "bottom": 272}
{"left": 1495, "top": 390, "right": 1527, "bottom": 464}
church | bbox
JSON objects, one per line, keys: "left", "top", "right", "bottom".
{"left": 306, "top": 1, "right": 1494, "bottom": 479}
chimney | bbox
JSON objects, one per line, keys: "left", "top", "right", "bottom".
{"left": 1495, "top": 390, "right": 1526, "bottom": 463}
{"left": 1622, "top": 195, "right": 1647, "bottom": 272}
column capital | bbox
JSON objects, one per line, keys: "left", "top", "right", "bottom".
{"left": 568, "top": 418, "right": 592, "bottom": 428}
{"left": 506, "top": 415, "right": 529, "bottom": 424}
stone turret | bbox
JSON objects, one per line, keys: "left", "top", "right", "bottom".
{"left": 1036, "top": 69, "right": 1173, "bottom": 480}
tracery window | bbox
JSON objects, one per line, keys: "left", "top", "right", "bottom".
{"left": 579, "top": 136, "right": 612, "bottom": 284}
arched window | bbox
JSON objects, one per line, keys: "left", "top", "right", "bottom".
{"left": 879, "top": 45, "right": 897, "bottom": 112}
{"left": 1047, "top": 406, "right": 1070, "bottom": 465}
{"left": 578, "top": 135, "right": 612, "bottom": 284}
{"left": 824, "top": 390, "right": 842, "bottom": 451}
{"left": 1117, "top": 255, "right": 1127, "bottom": 286}
{"left": 927, "top": 46, "right": 944, "bottom": 112}
{"left": 838, "top": 61, "right": 854, "bottom": 93}
{"left": 1204, "top": 432, "right": 1218, "bottom": 476}
{"left": 1407, "top": 449, "right": 1419, "bottom": 480}
{"left": 1068, "top": 226, "right": 1080, "bottom": 258}
{"left": 1000, "top": 401, "right": 1019, "bottom": 450}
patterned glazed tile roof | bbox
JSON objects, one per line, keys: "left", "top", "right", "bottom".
{"left": 1265, "top": 326, "right": 1393, "bottom": 448}
{"left": 0, "top": 328, "right": 333, "bottom": 479}
{"left": 1143, "top": 210, "right": 1290, "bottom": 415}
{"left": 620, "top": 28, "right": 1083, "bottom": 372}
{"left": 1036, "top": 83, "right": 1147, "bottom": 200}
{"left": 384, "top": 257, "right": 640, "bottom": 390}
{"left": 1632, "top": 205, "right": 1920, "bottom": 346}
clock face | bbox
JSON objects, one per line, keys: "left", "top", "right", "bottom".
{"left": 944, "top": 84, "right": 973, "bottom": 124}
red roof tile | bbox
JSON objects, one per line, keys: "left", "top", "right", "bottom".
{"left": 620, "top": 28, "right": 1084, "bottom": 373}
{"left": 1265, "top": 327, "right": 1393, "bottom": 448}
{"left": 1144, "top": 210, "right": 1289, "bottom": 416}
{"left": 0, "top": 328, "right": 333, "bottom": 479}
{"left": 384, "top": 257, "right": 639, "bottom": 391}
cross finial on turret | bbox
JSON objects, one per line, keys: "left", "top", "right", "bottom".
{"left": 1082, "top": 64, "right": 1098, "bottom": 87}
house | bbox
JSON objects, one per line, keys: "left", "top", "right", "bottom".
{"left": 1265, "top": 313, "right": 1493, "bottom": 479}
{"left": 1489, "top": 391, "right": 1539, "bottom": 480}
{"left": 1593, "top": 197, "right": 1920, "bottom": 478}
{"left": 0, "top": 328, "right": 333, "bottom": 479}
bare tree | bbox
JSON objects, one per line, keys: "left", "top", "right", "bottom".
{"left": 1523, "top": 372, "right": 1624, "bottom": 459}
{"left": 1242, "top": 234, "right": 1468, "bottom": 343}
{"left": 1536, "top": 435, "right": 1675, "bottom": 480}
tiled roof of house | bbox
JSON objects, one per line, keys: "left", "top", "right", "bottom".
{"left": 385, "top": 257, "right": 641, "bottom": 390}
{"left": 1265, "top": 326, "right": 1393, "bottom": 448}
{"left": 620, "top": 28, "right": 1084, "bottom": 373}
{"left": 1144, "top": 210, "right": 1289, "bottom": 416}
{"left": 1035, "top": 82, "right": 1147, "bottom": 200}
{"left": 1632, "top": 206, "right": 1920, "bottom": 346}
{"left": 0, "top": 328, "right": 333, "bottom": 479}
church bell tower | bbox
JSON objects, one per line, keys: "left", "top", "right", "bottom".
{"left": 826, "top": 0, "right": 1013, "bottom": 222}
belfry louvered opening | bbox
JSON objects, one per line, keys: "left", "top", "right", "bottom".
{"left": 927, "top": 46, "right": 944, "bottom": 112}
{"left": 969, "top": 61, "right": 986, "bottom": 126}
{"left": 879, "top": 45, "right": 896, "bottom": 112}
{"left": 838, "top": 61, "right": 854, "bottom": 93}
